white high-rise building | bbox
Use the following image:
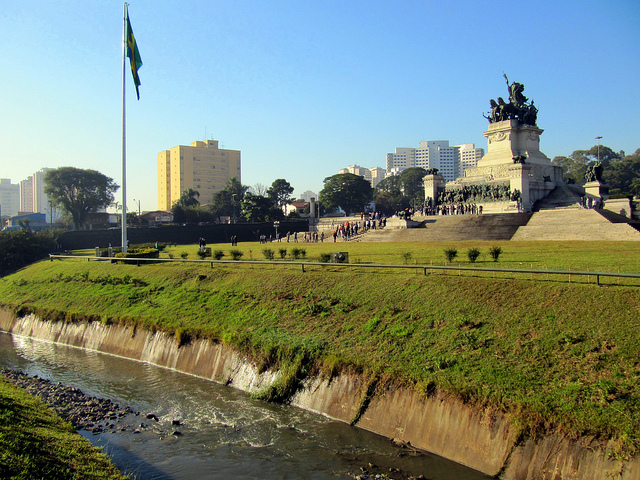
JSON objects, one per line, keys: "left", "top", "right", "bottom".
{"left": 19, "top": 168, "right": 58, "bottom": 221}
{"left": 20, "top": 176, "right": 34, "bottom": 213}
{"left": 386, "top": 141, "right": 483, "bottom": 182}
{"left": 0, "top": 179, "right": 20, "bottom": 217}
{"left": 456, "top": 143, "right": 485, "bottom": 176}
{"left": 369, "top": 167, "right": 386, "bottom": 188}
{"left": 33, "top": 168, "right": 54, "bottom": 219}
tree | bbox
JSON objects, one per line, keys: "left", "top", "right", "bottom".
{"left": 399, "top": 167, "right": 428, "bottom": 202}
{"left": 604, "top": 149, "right": 640, "bottom": 196}
{"left": 267, "top": 179, "right": 294, "bottom": 209}
{"left": 241, "top": 192, "right": 282, "bottom": 222}
{"left": 374, "top": 190, "right": 404, "bottom": 216}
{"left": 552, "top": 145, "right": 625, "bottom": 184}
{"left": 251, "top": 183, "right": 268, "bottom": 196}
{"left": 319, "top": 173, "right": 373, "bottom": 215}
{"left": 176, "top": 188, "right": 200, "bottom": 208}
{"left": 373, "top": 168, "right": 427, "bottom": 214}
{"left": 44, "top": 167, "right": 119, "bottom": 229}
{"left": 552, "top": 145, "right": 630, "bottom": 186}
{"left": 209, "top": 177, "right": 249, "bottom": 220}
{"left": 172, "top": 204, "right": 186, "bottom": 224}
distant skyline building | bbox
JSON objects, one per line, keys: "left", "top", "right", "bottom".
{"left": 20, "top": 176, "right": 33, "bottom": 213}
{"left": 386, "top": 141, "right": 484, "bottom": 182}
{"left": 0, "top": 178, "right": 20, "bottom": 217}
{"left": 18, "top": 168, "right": 58, "bottom": 222}
{"left": 299, "top": 190, "right": 318, "bottom": 203}
{"left": 338, "top": 165, "right": 386, "bottom": 188}
{"left": 369, "top": 167, "right": 386, "bottom": 188}
{"left": 158, "top": 140, "right": 241, "bottom": 210}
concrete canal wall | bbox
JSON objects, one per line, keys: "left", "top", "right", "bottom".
{"left": 1, "top": 309, "right": 637, "bottom": 480}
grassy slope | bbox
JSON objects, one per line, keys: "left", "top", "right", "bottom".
{"left": 0, "top": 375, "right": 126, "bottom": 480}
{"left": 2, "top": 240, "right": 640, "bottom": 459}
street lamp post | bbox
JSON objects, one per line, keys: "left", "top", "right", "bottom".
{"left": 273, "top": 220, "right": 280, "bottom": 239}
{"left": 133, "top": 198, "right": 141, "bottom": 215}
{"left": 595, "top": 136, "right": 603, "bottom": 163}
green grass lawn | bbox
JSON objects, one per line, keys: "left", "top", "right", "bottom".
{"left": 0, "top": 375, "right": 126, "bottom": 480}
{"left": 156, "top": 239, "right": 640, "bottom": 272}
{"left": 3, "top": 240, "right": 640, "bottom": 459}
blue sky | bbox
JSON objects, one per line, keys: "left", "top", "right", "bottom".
{"left": 2, "top": 0, "right": 639, "bottom": 212}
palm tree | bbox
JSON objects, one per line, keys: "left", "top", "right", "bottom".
{"left": 179, "top": 189, "right": 200, "bottom": 208}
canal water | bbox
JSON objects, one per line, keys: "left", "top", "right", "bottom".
{"left": 0, "top": 332, "right": 492, "bottom": 480}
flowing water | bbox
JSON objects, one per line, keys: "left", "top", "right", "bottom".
{"left": 0, "top": 332, "right": 492, "bottom": 480}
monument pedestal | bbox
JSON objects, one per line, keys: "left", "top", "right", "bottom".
{"left": 451, "top": 120, "right": 562, "bottom": 212}
{"left": 478, "top": 119, "right": 550, "bottom": 167}
{"left": 507, "top": 163, "right": 532, "bottom": 210}
{"left": 423, "top": 173, "right": 446, "bottom": 206}
{"left": 584, "top": 181, "right": 608, "bottom": 202}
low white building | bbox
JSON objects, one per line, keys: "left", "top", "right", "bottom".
{"left": 337, "top": 165, "right": 386, "bottom": 188}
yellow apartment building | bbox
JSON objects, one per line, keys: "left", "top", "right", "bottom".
{"left": 158, "top": 140, "right": 241, "bottom": 210}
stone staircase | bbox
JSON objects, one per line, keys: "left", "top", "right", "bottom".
{"left": 360, "top": 213, "right": 533, "bottom": 242}
{"left": 535, "top": 183, "right": 584, "bottom": 210}
{"left": 511, "top": 208, "right": 640, "bottom": 241}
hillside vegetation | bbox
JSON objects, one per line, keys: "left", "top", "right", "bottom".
{"left": 0, "top": 375, "right": 126, "bottom": 480}
{"left": 1, "top": 240, "right": 640, "bottom": 459}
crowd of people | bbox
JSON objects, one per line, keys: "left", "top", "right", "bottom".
{"left": 417, "top": 204, "right": 484, "bottom": 216}
{"left": 580, "top": 196, "right": 604, "bottom": 209}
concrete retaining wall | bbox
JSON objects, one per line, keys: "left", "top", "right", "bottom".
{"left": 0, "top": 309, "right": 637, "bottom": 479}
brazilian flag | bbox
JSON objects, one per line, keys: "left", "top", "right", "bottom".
{"left": 126, "top": 11, "right": 142, "bottom": 100}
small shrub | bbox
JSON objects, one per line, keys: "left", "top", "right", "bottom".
{"left": 319, "top": 253, "right": 331, "bottom": 263}
{"left": 444, "top": 248, "right": 458, "bottom": 263}
{"left": 488, "top": 246, "right": 503, "bottom": 262}
{"left": 168, "top": 253, "right": 174, "bottom": 259}
{"left": 401, "top": 252, "right": 413, "bottom": 264}
{"left": 279, "top": 248, "right": 287, "bottom": 259}
{"left": 291, "top": 247, "right": 306, "bottom": 259}
{"left": 362, "top": 317, "right": 381, "bottom": 332}
{"left": 213, "top": 250, "right": 225, "bottom": 260}
{"left": 230, "top": 249, "right": 243, "bottom": 260}
{"left": 467, "top": 248, "right": 481, "bottom": 263}
{"left": 263, "top": 248, "right": 275, "bottom": 260}
{"left": 180, "top": 251, "right": 189, "bottom": 259}
{"left": 175, "top": 328, "right": 190, "bottom": 347}
{"left": 197, "top": 250, "right": 207, "bottom": 259}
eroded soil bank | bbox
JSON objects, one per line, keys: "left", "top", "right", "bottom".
{"left": 0, "top": 309, "right": 637, "bottom": 480}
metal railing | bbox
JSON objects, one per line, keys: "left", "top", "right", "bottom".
{"left": 49, "top": 254, "right": 640, "bottom": 286}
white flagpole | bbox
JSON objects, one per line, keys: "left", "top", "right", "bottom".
{"left": 121, "top": 3, "right": 128, "bottom": 252}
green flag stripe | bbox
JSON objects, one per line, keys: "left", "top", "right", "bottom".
{"left": 126, "top": 13, "right": 142, "bottom": 99}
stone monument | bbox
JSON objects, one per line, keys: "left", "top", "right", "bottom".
{"left": 432, "top": 74, "right": 563, "bottom": 212}
{"left": 583, "top": 162, "right": 608, "bottom": 204}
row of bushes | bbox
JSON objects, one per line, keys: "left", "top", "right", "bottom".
{"left": 0, "top": 229, "right": 60, "bottom": 277}
{"left": 161, "top": 247, "right": 503, "bottom": 265}
{"left": 443, "top": 246, "right": 502, "bottom": 263}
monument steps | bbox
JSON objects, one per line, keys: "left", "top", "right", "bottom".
{"left": 360, "top": 213, "right": 532, "bottom": 242}
{"left": 511, "top": 209, "right": 640, "bottom": 241}
{"left": 535, "top": 184, "right": 584, "bottom": 210}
